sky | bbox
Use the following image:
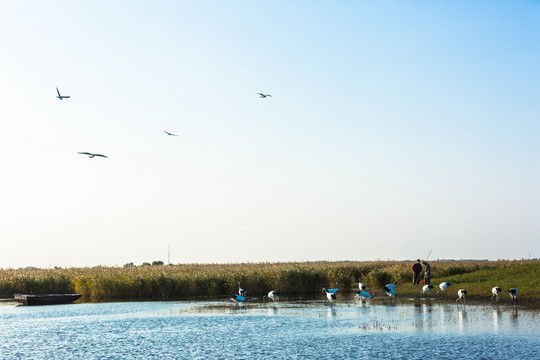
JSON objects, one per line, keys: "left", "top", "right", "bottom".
{"left": 0, "top": 1, "right": 538, "bottom": 268}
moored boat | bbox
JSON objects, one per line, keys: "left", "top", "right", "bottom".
{"left": 13, "top": 294, "right": 82, "bottom": 306}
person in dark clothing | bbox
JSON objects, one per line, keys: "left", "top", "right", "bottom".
{"left": 423, "top": 260, "right": 431, "bottom": 285}
{"left": 412, "top": 259, "right": 422, "bottom": 285}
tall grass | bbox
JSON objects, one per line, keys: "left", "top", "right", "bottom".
{"left": 0, "top": 260, "right": 537, "bottom": 300}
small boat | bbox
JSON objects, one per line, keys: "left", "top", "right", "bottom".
{"left": 13, "top": 294, "right": 82, "bottom": 306}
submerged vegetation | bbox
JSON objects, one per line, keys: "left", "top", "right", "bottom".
{"left": 0, "top": 260, "right": 538, "bottom": 305}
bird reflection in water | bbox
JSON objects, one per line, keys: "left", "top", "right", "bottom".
{"left": 327, "top": 307, "right": 337, "bottom": 318}
{"left": 458, "top": 307, "right": 467, "bottom": 333}
{"left": 492, "top": 308, "right": 502, "bottom": 332}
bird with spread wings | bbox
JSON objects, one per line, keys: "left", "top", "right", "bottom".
{"left": 78, "top": 152, "right": 108, "bottom": 158}
{"left": 56, "top": 87, "right": 70, "bottom": 100}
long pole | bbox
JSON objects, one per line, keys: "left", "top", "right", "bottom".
{"left": 426, "top": 249, "right": 432, "bottom": 261}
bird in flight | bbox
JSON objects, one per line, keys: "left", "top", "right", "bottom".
{"left": 163, "top": 130, "right": 179, "bottom": 136}
{"left": 78, "top": 152, "right": 108, "bottom": 158}
{"left": 257, "top": 93, "right": 271, "bottom": 98}
{"left": 56, "top": 87, "right": 70, "bottom": 100}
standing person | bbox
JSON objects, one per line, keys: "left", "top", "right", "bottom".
{"left": 423, "top": 260, "right": 431, "bottom": 285}
{"left": 412, "top": 259, "right": 422, "bottom": 285}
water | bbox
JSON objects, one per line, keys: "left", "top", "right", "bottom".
{"left": 1, "top": 297, "right": 539, "bottom": 359}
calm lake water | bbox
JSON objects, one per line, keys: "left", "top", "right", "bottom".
{"left": 1, "top": 297, "right": 539, "bottom": 359}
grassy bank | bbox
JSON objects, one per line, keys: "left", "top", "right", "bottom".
{"left": 1, "top": 260, "right": 538, "bottom": 305}
{"left": 399, "top": 260, "right": 540, "bottom": 306}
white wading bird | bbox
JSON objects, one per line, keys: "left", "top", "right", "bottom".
{"left": 56, "top": 87, "right": 70, "bottom": 100}
{"left": 163, "top": 130, "right": 178, "bottom": 136}
{"left": 322, "top": 283, "right": 339, "bottom": 302}
{"left": 421, "top": 284, "right": 434, "bottom": 296}
{"left": 263, "top": 290, "right": 279, "bottom": 302}
{"left": 257, "top": 93, "right": 271, "bottom": 98}
{"left": 78, "top": 152, "right": 108, "bottom": 158}
{"left": 492, "top": 287, "right": 502, "bottom": 302}
{"left": 508, "top": 288, "right": 518, "bottom": 303}
{"left": 237, "top": 282, "right": 246, "bottom": 297}
{"left": 358, "top": 278, "right": 366, "bottom": 291}
{"left": 457, "top": 289, "right": 467, "bottom": 303}
{"left": 437, "top": 282, "right": 453, "bottom": 295}
{"left": 231, "top": 282, "right": 247, "bottom": 305}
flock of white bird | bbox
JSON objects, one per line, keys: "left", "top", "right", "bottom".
{"left": 54, "top": 87, "right": 272, "bottom": 158}
{"left": 230, "top": 279, "right": 519, "bottom": 305}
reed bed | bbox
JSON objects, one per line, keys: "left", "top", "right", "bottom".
{"left": 0, "top": 260, "right": 537, "bottom": 301}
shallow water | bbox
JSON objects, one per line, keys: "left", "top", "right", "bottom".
{"left": 0, "top": 297, "right": 538, "bottom": 359}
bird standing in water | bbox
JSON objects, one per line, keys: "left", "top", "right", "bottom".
{"left": 492, "top": 287, "right": 502, "bottom": 302}
{"left": 322, "top": 283, "right": 339, "bottom": 303}
{"left": 231, "top": 282, "right": 247, "bottom": 305}
{"left": 238, "top": 282, "right": 246, "bottom": 297}
{"left": 508, "top": 288, "right": 518, "bottom": 303}
{"left": 263, "top": 290, "right": 279, "bottom": 302}
{"left": 456, "top": 289, "right": 467, "bottom": 303}
{"left": 358, "top": 278, "right": 366, "bottom": 291}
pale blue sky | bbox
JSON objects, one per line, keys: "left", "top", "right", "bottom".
{"left": 0, "top": 1, "right": 538, "bottom": 267}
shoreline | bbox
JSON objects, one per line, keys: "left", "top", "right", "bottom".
{"left": 1, "top": 260, "right": 538, "bottom": 307}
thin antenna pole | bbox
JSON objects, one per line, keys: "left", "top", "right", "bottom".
{"left": 168, "top": 246, "right": 170, "bottom": 265}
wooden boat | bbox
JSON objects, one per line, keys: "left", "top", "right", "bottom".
{"left": 13, "top": 294, "right": 82, "bottom": 306}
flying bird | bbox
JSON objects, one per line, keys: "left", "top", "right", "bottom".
{"left": 355, "top": 290, "right": 376, "bottom": 299}
{"left": 383, "top": 285, "right": 396, "bottom": 298}
{"left": 230, "top": 293, "right": 246, "bottom": 305}
{"left": 257, "top": 93, "right": 271, "bottom": 98}
{"left": 56, "top": 87, "right": 70, "bottom": 100}
{"left": 78, "top": 152, "right": 108, "bottom": 158}
{"left": 163, "top": 130, "right": 178, "bottom": 136}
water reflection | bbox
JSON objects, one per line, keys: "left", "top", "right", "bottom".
{"left": 510, "top": 309, "right": 519, "bottom": 329}
{"left": 493, "top": 308, "right": 501, "bottom": 332}
{"left": 266, "top": 306, "right": 279, "bottom": 316}
{"left": 422, "top": 302, "right": 435, "bottom": 329}
{"left": 413, "top": 305, "right": 424, "bottom": 330}
{"left": 327, "top": 306, "right": 337, "bottom": 318}
{"left": 458, "top": 307, "right": 467, "bottom": 334}
{"left": 439, "top": 304, "right": 450, "bottom": 331}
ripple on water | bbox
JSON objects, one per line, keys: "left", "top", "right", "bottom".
{"left": 0, "top": 300, "right": 538, "bottom": 359}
